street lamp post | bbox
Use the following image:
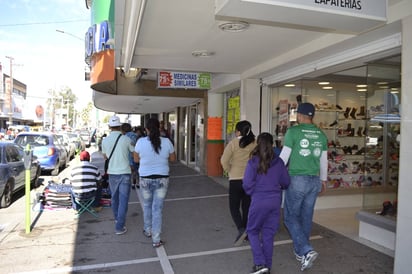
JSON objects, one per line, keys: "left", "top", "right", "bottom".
{"left": 5, "top": 56, "right": 14, "bottom": 127}
{"left": 56, "top": 29, "right": 83, "bottom": 41}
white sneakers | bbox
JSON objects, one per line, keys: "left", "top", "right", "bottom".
{"left": 300, "top": 250, "right": 319, "bottom": 271}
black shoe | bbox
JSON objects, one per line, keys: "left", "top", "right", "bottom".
{"left": 329, "top": 120, "right": 338, "bottom": 127}
{"left": 250, "top": 265, "right": 269, "bottom": 274}
{"left": 143, "top": 230, "right": 152, "bottom": 238}
{"left": 234, "top": 231, "right": 247, "bottom": 246}
{"left": 344, "top": 107, "right": 351, "bottom": 118}
{"left": 379, "top": 201, "right": 394, "bottom": 216}
{"left": 350, "top": 107, "right": 357, "bottom": 119}
{"left": 152, "top": 240, "right": 164, "bottom": 248}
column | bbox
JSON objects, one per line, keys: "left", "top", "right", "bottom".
{"left": 394, "top": 14, "right": 412, "bottom": 274}
{"left": 240, "top": 78, "right": 261, "bottom": 133}
{"left": 206, "top": 93, "right": 224, "bottom": 176}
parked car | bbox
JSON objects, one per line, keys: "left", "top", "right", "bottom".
{"left": 14, "top": 132, "right": 68, "bottom": 176}
{"left": 0, "top": 142, "right": 41, "bottom": 208}
{"left": 67, "top": 132, "right": 86, "bottom": 154}
{"left": 56, "top": 133, "right": 76, "bottom": 160}
{"left": 79, "top": 131, "right": 91, "bottom": 148}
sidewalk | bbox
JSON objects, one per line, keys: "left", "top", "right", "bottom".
{"left": 0, "top": 162, "right": 394, "bottom": 274}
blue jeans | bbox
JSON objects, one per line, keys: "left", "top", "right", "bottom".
{"left": 139, "top": 177, "right": 169, "bottom": 243}
{"left": 109, "top": 174, "right": 131, "bottom": 231}
{"left": 283, "top": 175, "right": 321, "bottom": 257}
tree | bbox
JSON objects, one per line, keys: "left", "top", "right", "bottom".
{"left": 79, "top": 101, "right": 94, "bottom": 127}
{"left": 46, "top": 86, "right": 78, "bottom": 129}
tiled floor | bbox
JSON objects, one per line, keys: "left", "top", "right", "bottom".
{"left": 212, "top": 176, "right": 395, "bottom": 257}
{"left": 313, "top": 207, "right": 395, "bottom": 257}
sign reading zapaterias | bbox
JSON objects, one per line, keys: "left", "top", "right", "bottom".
{"left": 314, "top": 0, "right": 362, "bottom": 10}
{"left": 217, "top": 0, "right": 387, "bottom": 33}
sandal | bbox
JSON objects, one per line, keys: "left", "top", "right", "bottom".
{"left": 143, "top": 230, "right": 152, "bottom": 238}
{"left": 152, "top": 240, "right": 164, "bottom": 248}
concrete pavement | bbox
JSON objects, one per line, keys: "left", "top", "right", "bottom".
{"left": 0, "top": 161, "right": 394, "bottom": 274}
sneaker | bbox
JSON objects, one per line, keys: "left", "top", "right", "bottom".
{"left": 250, "top": 264, "right": 269, "bottom": 274}
{"left": 234, "top": 231, "right": 247, "bottom": 246}
{"left": 115, "top": 227, "right": 127, "bottom": 235}
{"left": 143, "top": 230, "right": 152, "bottom": 238}
{"left": 152, "top": 240, "right": 164, "bottom": 248}
{"left": 301, "top": 250, "right": 318, "bottom": 271}
{"left": 294, "top": 251, "right": 303, "bottom": 262}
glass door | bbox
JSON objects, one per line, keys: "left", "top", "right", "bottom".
{"left": 178, "top": 107, "right": 187, "bottom": 163}
{"left": 188, "top": 104, "right": 197, "bottom": 166}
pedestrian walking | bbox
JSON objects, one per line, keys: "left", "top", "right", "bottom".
{"left": 279, "top": 102, "right": 328, "bottom": 271}
{"left": 243, "top": 132, "right": 290, "bottom": 274}
{"left": 134, "top": 118, "right": 176, "bottom": 248}
{"left": 220, "top": 120, "right": 256, "bottom": 246}
{"left": 121, "top": 123, "right": 139, "bottom": 189}
{"left": 102, "top": 115, "right": 134, "bottom": 235}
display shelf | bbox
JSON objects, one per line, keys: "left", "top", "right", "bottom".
{"left": 315, "top": 99, "right": 397, "bottom": 190}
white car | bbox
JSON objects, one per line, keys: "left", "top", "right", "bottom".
{"left": 57, "top": 133, "right": 76, "bottom": 160}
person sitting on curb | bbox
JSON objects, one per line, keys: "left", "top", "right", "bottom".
{"left": 70, "top": 150, "right": 103, "bottom": 213}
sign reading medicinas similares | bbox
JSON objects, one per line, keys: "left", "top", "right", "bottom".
{"left": 158, "top": 71, "right": 211, "bottom": 89}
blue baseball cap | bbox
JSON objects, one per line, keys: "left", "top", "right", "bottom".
{"left": 297, "top": 103, "right": 315, "bottom": 117}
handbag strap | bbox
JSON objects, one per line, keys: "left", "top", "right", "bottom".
{"left": 108, "top": 134, "right": 122, "bottom": 161}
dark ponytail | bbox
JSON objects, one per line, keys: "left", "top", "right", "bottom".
{"left": 236, "top": 120, "right": 255, "bottom": 148}
{"left": 146, "top": 118, "right": 161, "bottom": 154}
{"left": 250, "top": 132, "right": 274, "bottom": 174}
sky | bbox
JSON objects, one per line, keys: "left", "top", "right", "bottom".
{"left": 0, "top": 0, "right": 91, "bottom": 110}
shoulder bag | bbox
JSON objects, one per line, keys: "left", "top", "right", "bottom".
{"left": 104, "top": 134, "right": 122, "bottom": 175}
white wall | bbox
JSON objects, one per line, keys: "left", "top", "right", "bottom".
{"left": 240, "top": 79, "right": 261, "bottom": 133}
{"left": 208, "top": 93, "right": 224, "bottom": 117}
{"left": 394, "top": 13, "right": 412, "bottom": 274}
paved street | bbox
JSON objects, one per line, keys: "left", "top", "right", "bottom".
{"left": 0, "top": 153, "right": 394, "bottom": 274}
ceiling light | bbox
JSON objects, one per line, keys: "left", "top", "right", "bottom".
{"left": 357, "top": 88, "right": 367, "bottom": 92}
{"left": 192, "top": 50, "right": 214, "bottom": 57}
{"left": 318, "top": 82, "right": 330, "bottom": 85}
{"left": 356, "top": 84, "right": 367, "bottom": 88}
{"left": 377, "top": 81, "right": 388, "bottom": 85}
{"left": 322, "top": 86, "right": 333, "bottom": 90}
{"left": 218, "top": 21, "right": 249, "bottom": 32}
{"left": 284, "top": 83, "right": 295, "bottom": 87}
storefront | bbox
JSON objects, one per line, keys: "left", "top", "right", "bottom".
{"left": 267, "top": 51, "right": 401, "bottom": 251}
{"left": 211, "top": 6, "right": 411, "bottom": 270}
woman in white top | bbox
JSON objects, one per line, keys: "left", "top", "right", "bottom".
{"left": 134, "top": 118, "right": 176, "bottom": 248}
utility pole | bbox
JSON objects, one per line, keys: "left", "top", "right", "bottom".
{"left": 5, "top": 56, "right": 14, "bottom": 127}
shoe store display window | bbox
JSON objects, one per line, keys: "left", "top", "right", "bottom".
{"left": 270, "top": 55, "right": 400, "bottom": 204}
